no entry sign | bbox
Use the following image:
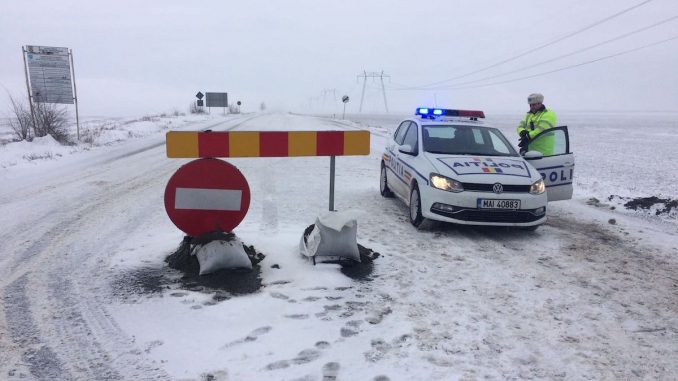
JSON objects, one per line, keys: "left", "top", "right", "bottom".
{"left": 164, "top": 158, "right": 250, "bottom": 236}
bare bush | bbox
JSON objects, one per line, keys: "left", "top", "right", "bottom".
{"left": 7, "top": 95, "right": 33, "bottom": 141}
{"left": 228, "top": 104, "right": 239, "bottom": 114}
{"left": 190, "top": 102, "right": 206, "bottom": 114}
{"left": 7, "top": 92, "right": 72, "bottom": 143}
{"left": 33, "top": 102, "right": 71, "bottom": 143}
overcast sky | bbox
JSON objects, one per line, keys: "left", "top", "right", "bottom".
{"left": 1, "top": 0, "right": 677, "bottom": 117}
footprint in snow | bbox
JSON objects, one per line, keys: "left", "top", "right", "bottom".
{"left": 269, "top": 292, "right": 289, "bottom": 300}
{"left": 292, "top": 348, "right": 321, "bottom": 364}
{"left": 264, "top": 341, "right": 331, "bottom": 371}
{"left": 340, "top": 320, "right": 364, "bottom": 337}
{"left": 220, "top": 326, "right": 272, "bottom": 348}
{"left": 364, "top": 338, "right": 392, "bottom": 362}
{"left": 322, "top": 362, "right": 340, "bottom": 380}
{"left": 266, "top": 280, "right": 292, "bottom": 286}
{"left": 284, "top": 314, "right": 309, "bottom": 320}
{"left": 365, "top": 306, "right": 392, "bottom": 325}
{"left": 303, "top": 286, "right": 328, "bottom": 291}
{"left": 264, "top": 360, "right": 290, "bottom": 370}
{"left": 340, "top": 327, "right": 358, "bottom": 337}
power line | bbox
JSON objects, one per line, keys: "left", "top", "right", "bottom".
{"left": 419, "top": 14, "right": 678, "bottom": 90}
{"left": 414, "top": 34, "right": 678, "bottom": 91}
{"left": 406, "top": 0, "right": 654, "bottom": 89}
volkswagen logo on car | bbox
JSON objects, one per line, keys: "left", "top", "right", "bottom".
{"left": 492, "top": 183, "right": 503, "bottom": 194}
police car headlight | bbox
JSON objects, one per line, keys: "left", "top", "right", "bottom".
{"left": 530, "top": 179, "right": 545, "bottom": 195}
{"left": 430, "top": 174, "right": 463, "bottom": 192}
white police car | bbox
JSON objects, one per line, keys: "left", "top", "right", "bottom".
{"left": 380, "top": 108, "right": 574, "bottom": 229}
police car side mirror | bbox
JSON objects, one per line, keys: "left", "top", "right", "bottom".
{"left": 523, "top": 150, "right": 543, "bottom": 160}
{"left": 398, "top": 144, "right": 416, "bottom": 155}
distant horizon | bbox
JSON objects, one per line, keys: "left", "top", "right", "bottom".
{"left": 2, "top": 1, "right": 678, "bottom": 117}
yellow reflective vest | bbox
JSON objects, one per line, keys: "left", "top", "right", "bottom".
{"left": 516, "top": 108, "right": 557, "bottom": 155}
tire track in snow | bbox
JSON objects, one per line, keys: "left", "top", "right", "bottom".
{"left": 1, "top": 114, "right": 266, "bottom": 380}
{"left": 3, "top": 275, "right": 71, "bottom": 380}
{"left": 0, "top": 167, "right": 173, "bottom": 380}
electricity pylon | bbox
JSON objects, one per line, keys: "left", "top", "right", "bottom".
{"left": 321, "top": 88, "right": 337, "bottom": 112}
{"left": 357, "top": 70, "right": 390, "bottom": 113}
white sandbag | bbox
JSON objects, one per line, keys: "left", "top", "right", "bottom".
{"left": 317, "top": 210, "right": 360, "bottom": 232}
{"left": 195, "top": 238, "right": 252, "bottom": 275}
{"left": 300, "top": 225, "right": 322, "bottom": 258}
{"left": 303, "top": 211, "right": 360, "bottom": 262}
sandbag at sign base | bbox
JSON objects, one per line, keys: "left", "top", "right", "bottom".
{"left": 300, "top": 211, "right": 360, "bottom": 263}
{"left": 195, "top": 238, "right": 253, "bottom": 275}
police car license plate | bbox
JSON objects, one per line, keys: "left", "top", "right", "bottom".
{"left": 478, "top": 199, "right": 521, "bottom": 209}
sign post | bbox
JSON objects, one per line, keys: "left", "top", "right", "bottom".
{"left": 341, "top": 95, "right": 349, "bottom": 120}
{"left": 21, "top": 47, "right": 37, "bottom": 133}
{"left": 196, "top": 92, "right": 204, "bottom": 109}
{"left": 69, "top": 49, "right": 81, "bottom": 140}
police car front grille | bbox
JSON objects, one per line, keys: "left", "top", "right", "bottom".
{"left": 431, "top": 208, "right": 543, "bottom": 223}
{"left": 461, "top": 183, "right": 531, "bottom": 193}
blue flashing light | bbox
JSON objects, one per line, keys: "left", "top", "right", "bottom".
{"left": 415, "top": 107, "right": 485, "bottom": 119}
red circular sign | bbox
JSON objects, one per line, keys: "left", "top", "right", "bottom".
{"left": 164, "top": 158, "right": 250, "bottom": 236}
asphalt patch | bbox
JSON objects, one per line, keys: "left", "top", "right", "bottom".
{"left": 178, "top": 266, "right": 262, "bottom": 295}
{"left": 339, "top": 244, "right": 380, "bottom": 281}
{"left": 113, "top": 233, "right": 266, "bottom": 301}
{"left": 111, "top": 266, "right": 169, "bottom": 300}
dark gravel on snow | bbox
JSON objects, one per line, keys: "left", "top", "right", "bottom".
{"left": 302, "top": 223, "right": 381, "bottom": 281}
{"left": 113, "top": 230, "right": 381, "bottom": 302}
{"left": 608, "top": 195, "right": 678, "bottom": 216}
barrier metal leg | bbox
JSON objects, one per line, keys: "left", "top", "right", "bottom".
{"left": 329, "top": 156, "right": 335, "bottom": 211}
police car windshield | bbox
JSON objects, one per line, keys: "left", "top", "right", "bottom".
{"left": 422, "top": 125, "right": 518, "bottom": 156}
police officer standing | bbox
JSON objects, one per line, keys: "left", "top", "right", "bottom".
{"left": 517, "top": 93, "right": 557, "bottom": 155}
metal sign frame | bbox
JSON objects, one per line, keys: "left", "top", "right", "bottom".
{"left": 205, "top": 92, "right": 228, "bottom": 108}
{"left": 22, "top": 45, "right": 81, "bottom": 140}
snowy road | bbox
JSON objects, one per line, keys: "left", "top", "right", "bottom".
{"left": 1, "top": 113, "right": 677, "bottom": 380}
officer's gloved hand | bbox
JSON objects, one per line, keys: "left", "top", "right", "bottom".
{"left": 519, "top": 130, "right": 530, "bottom": 141}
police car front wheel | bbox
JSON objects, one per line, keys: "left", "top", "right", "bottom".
{"left": 409, "top": 184, "right": 424, "bottom": 227}
{"left": 380, "top": 163, "right": 394, "bottom": 198}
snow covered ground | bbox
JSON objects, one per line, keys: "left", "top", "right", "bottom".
{"left": 0, "top": 112, "right": 676, "bottom": 380}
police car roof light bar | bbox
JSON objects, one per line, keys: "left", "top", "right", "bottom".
{"left": 415, "top": 108, "right": 485, "bottom": 119}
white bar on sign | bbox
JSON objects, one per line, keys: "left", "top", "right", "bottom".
{"left": 175, "top": 188, "right": 242, "bottom": 211}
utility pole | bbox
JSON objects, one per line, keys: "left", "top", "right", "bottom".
{"left": 357, "top": 70, "right": 390, "bottom": 113}
{"left": 320, "top": 88, "right": 337, "bottom": 113}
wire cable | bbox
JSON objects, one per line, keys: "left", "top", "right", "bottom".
{"left": 406, "top": 0, "right": 654, "bottom": 89}
{"left": 420, "top": 14, "right": 678, "bottom": 90}
{"left": 419, "top": 34, "right": 678, "bottom": 91}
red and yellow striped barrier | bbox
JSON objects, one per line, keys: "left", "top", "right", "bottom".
{"left": 166, "top": 130, "right": 370, "bottom": 158}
